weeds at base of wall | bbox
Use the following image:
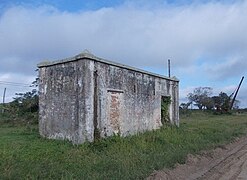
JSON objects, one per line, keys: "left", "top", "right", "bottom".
{"left": 93, "top": 128, "right": 101, "bottom": 141}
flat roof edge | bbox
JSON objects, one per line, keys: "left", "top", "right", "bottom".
{"left": 37, "top": 53, "right": 179, "bottom": 82}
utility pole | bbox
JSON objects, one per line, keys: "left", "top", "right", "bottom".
{"left": 2, "top": 88, "right": 6, "bottom": 113}
{"left": 230, "top": 76, "right": 244, "bottom": 110}
{"left": 168, "top": 59, "right": 171, "bottom": 77}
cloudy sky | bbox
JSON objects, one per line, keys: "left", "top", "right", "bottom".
{"left": 0, "top": 0, "right": 246, "bottom": 107}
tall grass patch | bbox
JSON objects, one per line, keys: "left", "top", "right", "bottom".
{"left": 1, "top": 112, "right": 247, "bottom": 179}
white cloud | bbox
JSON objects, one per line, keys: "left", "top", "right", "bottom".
{"left": 0, "top": 1, "right": 247, "bottom": 105}
{"left": 203, "top": 57, "right": 247, "bottom": 80}
{"left": 1, "top": 2, "right": 247, "bottom": 68}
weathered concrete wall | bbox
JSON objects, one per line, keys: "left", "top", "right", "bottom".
{"left": 38, "top": 54, "right": 179, "bottom": 144}
{"left": 94, "top": 61, "right": 178, "bottom": 138}
{"left": 39, "top": 62, "right": 82, "bottom": 143}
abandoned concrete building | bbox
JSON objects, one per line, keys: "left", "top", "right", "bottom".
{"left": 38, "top": 52, "right": 179, "bottom": 144}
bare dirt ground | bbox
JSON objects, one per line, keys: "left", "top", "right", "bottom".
{"left": 148, "top": 136, "right": 247, "bottom": 180}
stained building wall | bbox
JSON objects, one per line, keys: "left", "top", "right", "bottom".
{"left": 38, "top": 54, "right": 179, "bottom": 144}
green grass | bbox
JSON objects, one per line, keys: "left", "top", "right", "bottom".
{"left": 1, "top": 112, "right": 247, "bottom": 179}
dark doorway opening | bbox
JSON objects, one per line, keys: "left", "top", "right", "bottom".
{"left": 161, "top": 96, "right": 171, "bottom": 125}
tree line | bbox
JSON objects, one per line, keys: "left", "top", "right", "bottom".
{"left": 1, "top": 78, "right": 39, "bottom": 125}
{"left": 180, "top": 87, "right": 240, "bottom": 112}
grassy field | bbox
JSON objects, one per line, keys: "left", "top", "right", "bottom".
{"left": 1, "top": 111, "right": 247, "bottom": 179}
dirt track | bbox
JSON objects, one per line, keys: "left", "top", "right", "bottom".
{"left": 148, "top": 136, "right": 247, "bottom": 180}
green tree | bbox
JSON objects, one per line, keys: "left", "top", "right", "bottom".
{"left": 212, "top": 92, "right": 234, "bottom": 112}
{"left": 203, "top": 97, "right": 214, "bottom": 110}
{"left": 179, "top": 102, "right": 192, "bottom": 110}
{"left": 13, "top": 89, "right": 38, "bottom": 114}
{"left": 4, "top": 78, "right": 39, "bottom": 124}
{"left": 187, "top": 87, "right": 213, "bottom": 110}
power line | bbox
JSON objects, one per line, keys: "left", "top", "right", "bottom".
{"left": 0, "top": 83, "right": 31, "bottom": 87}
{"left": 0, "top": 80, "right": 31, "bottom": 85}
{"left": 0, "top": 81, "right": 32, "bottom": 87}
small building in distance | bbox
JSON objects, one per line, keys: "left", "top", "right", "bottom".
{"left": 38, "top": 52, "right": 179, "bottom": 144}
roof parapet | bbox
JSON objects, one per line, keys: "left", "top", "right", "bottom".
{"left": 37, "top": 51, "right": 179, "bottom": 82}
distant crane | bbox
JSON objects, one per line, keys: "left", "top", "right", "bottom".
{"left": 229, "top": 76, "right": 244, "bottom": 110}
